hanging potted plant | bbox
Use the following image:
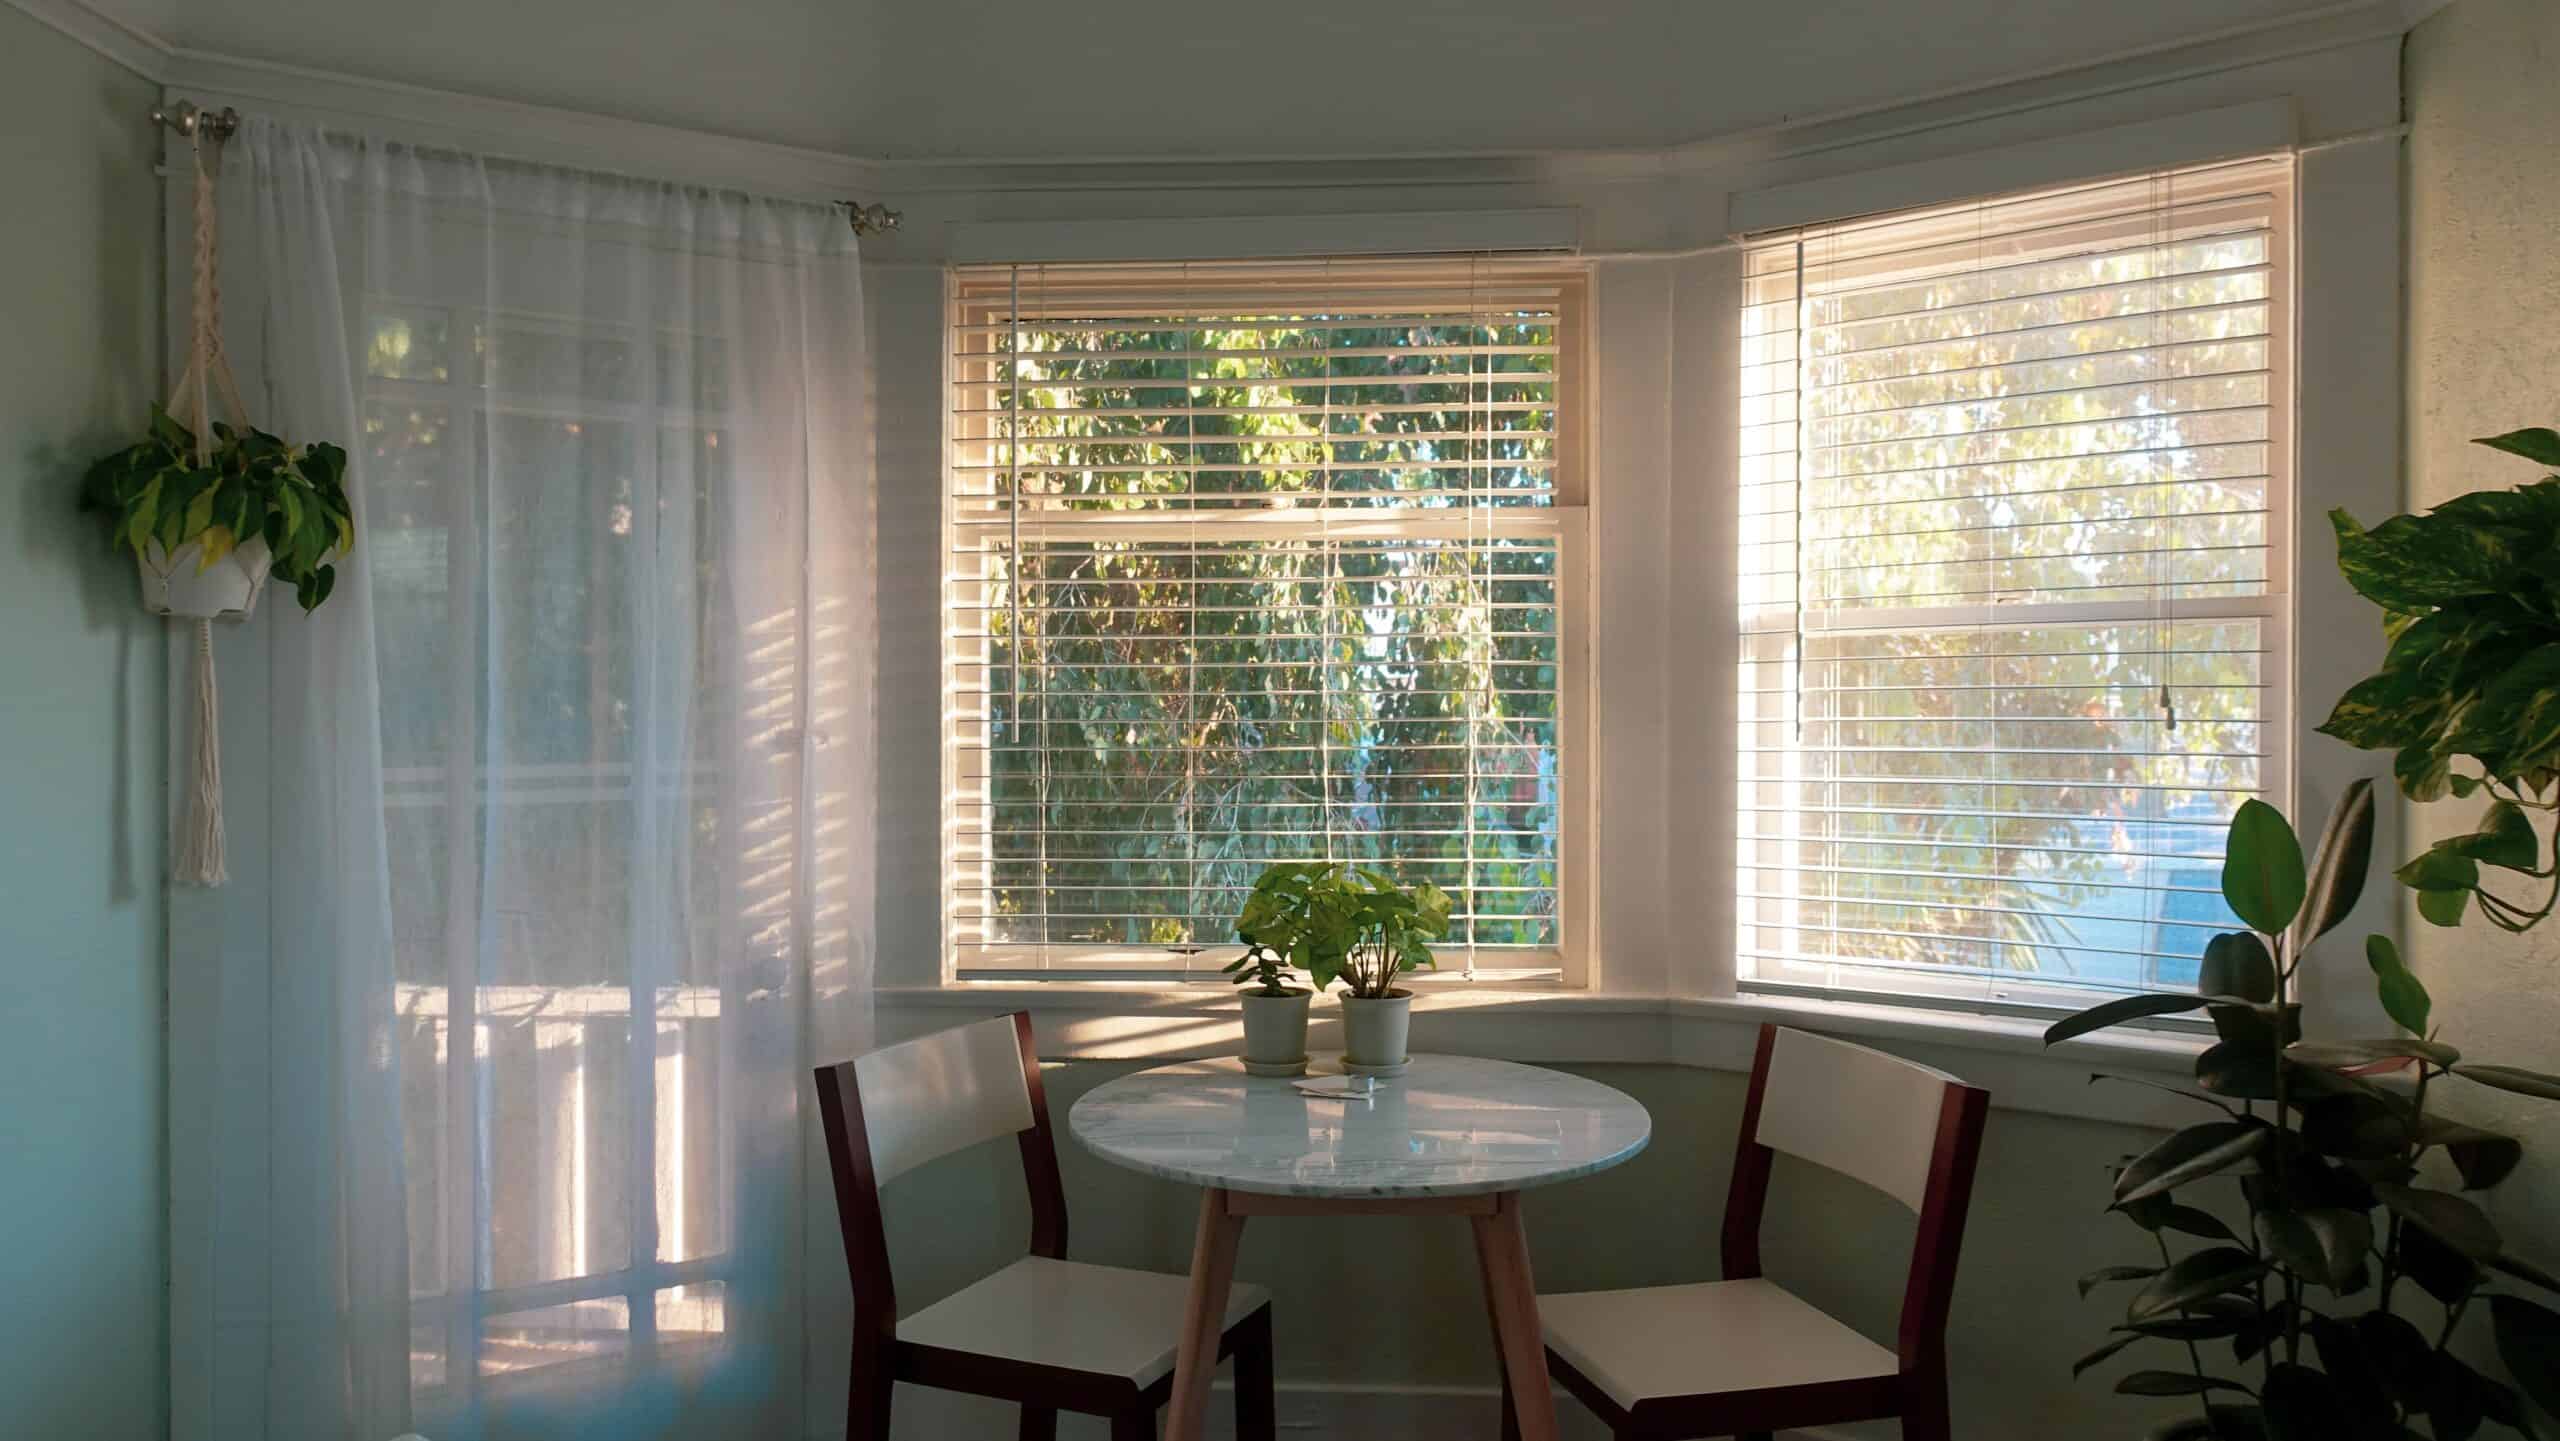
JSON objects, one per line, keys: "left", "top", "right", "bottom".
{"left": 1234, "top": 862, "right": 1451, "bottom": 1077}
{"left": 86, "top": 108, "right": 351, "bottom": 887}
{"left": 82, "top": 406, "right": 351, "bottom": 618}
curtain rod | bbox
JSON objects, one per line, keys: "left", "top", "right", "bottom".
{"left": 148, "top": 94, "right": 904, "bottom": 236}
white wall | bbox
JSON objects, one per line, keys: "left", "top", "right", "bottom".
{"left": 2403, "top": 0, "right": 2560, "bottom": 1299}
{"left": 0, "top": 6, "right": 169, "bottom": 1435}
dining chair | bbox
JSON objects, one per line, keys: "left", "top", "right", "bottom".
{"left": 814, "top": 1011, "right": 1278, "bottom": 1441}
{"left": 1515, "top": 1023, "right": 1989, "bottom": 1441}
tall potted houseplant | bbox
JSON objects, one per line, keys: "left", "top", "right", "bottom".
{"left": 2317, "top": 426, "right": 2560, "bottom": 931}
{"left": 2045, "top": 781, "right": 2560, "bottom": 1437}
{"left": 1232, "top": 863, "right": 1451, "bottom": 1077}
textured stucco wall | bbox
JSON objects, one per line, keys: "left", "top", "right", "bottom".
{"left": 2402, "top": 0, "right": 2560, "bottom": 1267}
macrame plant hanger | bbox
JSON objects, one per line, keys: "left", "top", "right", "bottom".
{"left": 161, "top": 106, "right": 254, "bottom": 887}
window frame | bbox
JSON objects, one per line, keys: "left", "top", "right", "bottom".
{"left": 1732, "top": 156, "right": 2300, "bottom": 1016}
{"left": 937, "top": 258, "right": 1595, "bottom": 987}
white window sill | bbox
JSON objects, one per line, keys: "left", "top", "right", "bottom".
{"left": 874, "top": 980, "right": 2205, "bottom": 1130}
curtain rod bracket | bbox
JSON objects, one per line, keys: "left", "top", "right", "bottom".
{"left": 839, "top": 200, "right": 903, "bottom": 237}
{"left": 152, "top": 100, "right": 241, "bottom": 142}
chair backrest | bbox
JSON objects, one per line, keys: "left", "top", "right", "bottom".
{"left": 1753, "top": 1026, "right": 1962, "bottom": 1211}
{"left": 848, "top": 1014, "right": 1037, "bottom": 1185}
{"left": 813, "top": 1011, "right": 1067, "bottom": 1343}
{"left": 1721, "top": 1024, "right": 1990, "bottom": 1374}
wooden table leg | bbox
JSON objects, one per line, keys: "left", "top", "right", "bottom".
{"left": 1165, "top": 1187, "right": 1246, "bottom": 1441}
{"left": 1471, "top": 1191, "right": 1558, "bottom": 1441}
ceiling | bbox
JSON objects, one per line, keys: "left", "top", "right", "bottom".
{"left": 99, "top": 0, "right": 2361, "bottom": 162}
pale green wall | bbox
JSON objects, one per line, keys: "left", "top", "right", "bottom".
{"left": 868, "top": 1063, "right": 2182, "bottom": 1440}
{"left": 2404, "top": 0, "right": 2560, "bottom": 1276}
{"left": 0, "top": 8, "right": 169, "bottom": 1438}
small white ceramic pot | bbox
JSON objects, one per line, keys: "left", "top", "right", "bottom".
{"left": 139, "top": 536, "right": 271, "bottom": 620}
{"left": 1239, "top": 989, "right": 1312, "bottom": 1076}
{"left": 1339, "top": 990, "right": 1413, "bottom": 1076}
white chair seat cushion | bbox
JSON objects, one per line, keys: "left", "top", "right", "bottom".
{"left": 898, "top": 1256, "right": 1269, "bottom": 1387}
{"left": 1538, "top": 1277, "right": 1897, "bottom": 1409}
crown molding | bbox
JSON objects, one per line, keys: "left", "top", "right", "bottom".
{"left": 5, "top": 0, "right": 173, "bottom": 79}
{"left": 161, "top": 45, "right": 885, "bottom": 202}
{"left": 12, "top": 0, "right": 2408, "bottom": 203}
{"left": 865, "top": 0, "right": 2411, "bottom": 193}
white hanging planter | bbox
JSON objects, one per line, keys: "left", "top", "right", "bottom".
{"left": 139, "top": 536, "right": 271, "bottom": 621}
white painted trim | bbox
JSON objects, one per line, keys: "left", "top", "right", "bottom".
{"left": 946, "top": 208, "right": 1582, "bottom": 264}
{"left": 872, "top": 983, "right": 2206, "bottom": 1131}
{"left": 3, "top": 0, "right": 171, "bottom": 78}
{"left": 12, "top": 0, "right": 2408, "bottom": 198}
{"left": 1728, "top": 97, "right": 2300, "bottom": 235}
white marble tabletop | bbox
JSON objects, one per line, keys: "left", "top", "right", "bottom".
{"left": 1067, "top": 1054, "right": 1652, "bottom": 1199}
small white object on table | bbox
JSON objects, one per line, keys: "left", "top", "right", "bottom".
{"left": 1069, "top": 1053, "right": 1652, "bottom": 1441}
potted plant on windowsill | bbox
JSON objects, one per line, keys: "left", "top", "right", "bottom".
{"left": 1227, "top": 875, "right": 1314, "bottom": 1076}
{"left": 1235, "top": 862, "right": 1452, "bottom": 1078}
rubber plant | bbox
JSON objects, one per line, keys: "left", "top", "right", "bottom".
{"left": 2318, "top": 427, "right": 2560, "bottom": 933}
{"left": 2046, "top": 779, "right": 2560, "bottom": 1439}
{"left": 1228, "top": 862, "right": 1452, "bottom": 998}
{"left": 81, "top": 404, "right": 353, "bottom": 611}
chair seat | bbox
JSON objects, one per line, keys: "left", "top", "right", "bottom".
{"left": 1539, "top": 1277, "right": 1898, "bottom": 1410}
{"left": 898, "top": 1256, "right": 1270, "bottom": 1388}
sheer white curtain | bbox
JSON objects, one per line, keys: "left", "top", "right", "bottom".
{"left": 169, "top": 119, "right": 874, "bottom": 1441}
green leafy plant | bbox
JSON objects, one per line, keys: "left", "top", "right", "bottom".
{"left": 2047, "top": 780, "right": 2560, "bottom": 1438}
{"left": 2319, "top": 428, "right": 2560, "bottom": 932}
{"left": 1228, "top": 862, "right": 1452, "bottom": 999}
{"left": 1226, "top": 877, "right": 1306, "bottom": 998}
{"left": 80, "top": 405, "right": 353, "bottom": 611}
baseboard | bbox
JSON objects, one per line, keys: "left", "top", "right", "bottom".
{"left": 816, "top": 1379, "right": 1862, "bottom": 1439}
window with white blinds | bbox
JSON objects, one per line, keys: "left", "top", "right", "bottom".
{"left": 946, "top": 260, "right": 1586, "bottom": 979}
{"left": 1737, "top": 155, "right": 2294, "bottom": 1010}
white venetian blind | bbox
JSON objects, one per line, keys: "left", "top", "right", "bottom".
{"left": 947, "top": 259, "right": 1584, "bottom": 977}
{"left": 1737, "top": 155, "right": 2294, "bottom": 1008}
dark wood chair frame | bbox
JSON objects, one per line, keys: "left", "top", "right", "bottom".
{"left": 1511, "top": 1023, "right": 1990, "bottom": 1441}
{"left": 815, "top": 1011, "right": 1278, "bottom": 1441}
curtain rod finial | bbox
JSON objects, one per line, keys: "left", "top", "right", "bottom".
{"left": 840, "top": 200, "right": 903, "bottom": 238}
{"left": 152, "top": 100, "right": 240, "bottom": 142}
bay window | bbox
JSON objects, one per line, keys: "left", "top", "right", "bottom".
{"left": 944, "top": 260, "right": 1587, "bottom": 981}
{"left": 1736, "top": 156, "right": 2295, "bottom": 1012}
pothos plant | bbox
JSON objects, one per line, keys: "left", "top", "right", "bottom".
{"left": 81, "top": 405, "right": 353, "bottom": 611}
{"left": 2047, "top": 780, "right": 2560, "bottom": 1440}
{"left": 1227, "top": 862, "right": 1453, "bottom": 999}
{"left": 2320, "top": 427, "right": 2560, "bottom": 934}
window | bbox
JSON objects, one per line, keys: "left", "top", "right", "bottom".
{"left": 1737, "top": 156, "right": 2294, "bottom": 1011}
{"left": 365, "top": 302, "right": 738, "bottom": 1390}
{"left": 945, "top": 260, "right": 1587, "bottom": 980}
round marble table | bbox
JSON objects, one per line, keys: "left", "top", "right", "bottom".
{"left": 1069, "top": 1054, "right": 1652, "bottom": 1441}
